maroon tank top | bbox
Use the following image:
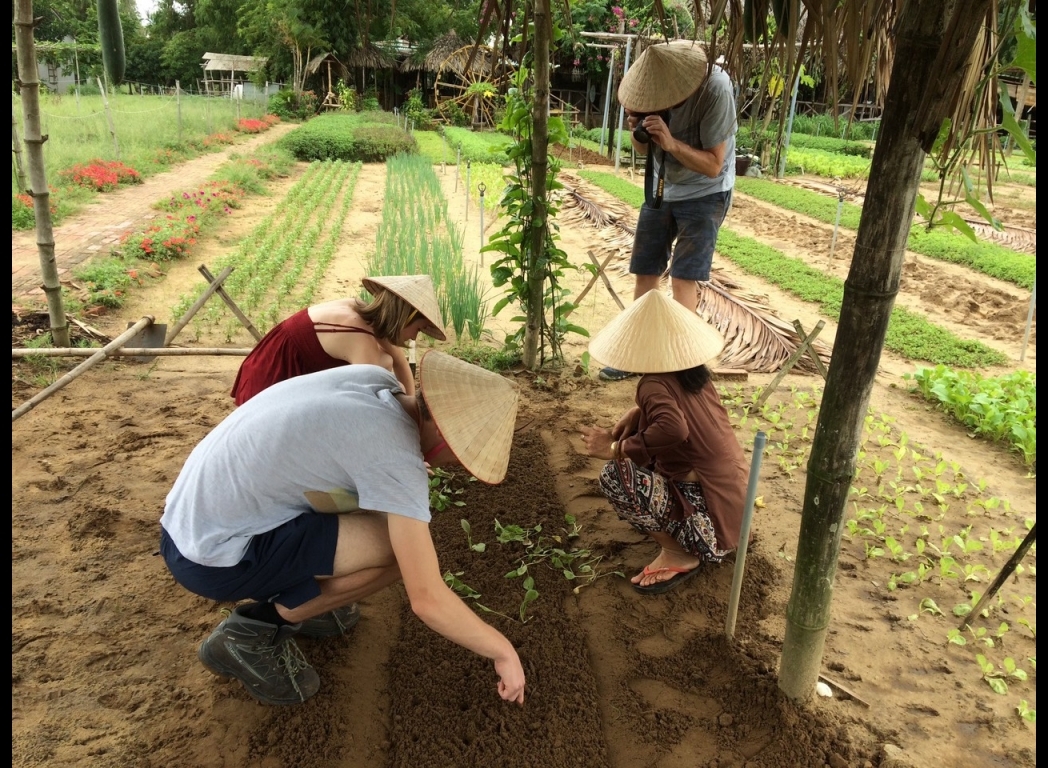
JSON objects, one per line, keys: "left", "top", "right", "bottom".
{"left": 230, "top": 308, "right": 374, "bottom": 405}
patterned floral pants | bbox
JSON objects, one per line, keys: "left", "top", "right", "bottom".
{"left": 598, "top": 458, "right": 729, "bottom": 562}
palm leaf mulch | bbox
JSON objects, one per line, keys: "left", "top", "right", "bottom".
{"left": 559, "top": 178, "right": 833, "bottom": 374}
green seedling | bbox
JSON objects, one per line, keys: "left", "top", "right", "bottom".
{"left": 429, "top": 468, "right": 467, "bottom": 512}
{"left": 938, "top": 555, "right": 960, "bottom": 581}
{"left": 963, "top": 563, "right": 991, "bottom": 582}
{"left": 946, "top": 628, "right": 967, "bottom": 646}
{"left": 1016, "top": 700, "right": 1036, "bottom": 724}
{"left": 460, "top": 519, "right": 486, "bottom": 553}
{"left": 518, "top": 575, "right": 539, "bottom": 622}
{"left": 919, "top": 597, "right": 944, "bottom": 616}
{"left": 884, "top": 536, "right": 909, "bottom": 562}
{"left": 494, "top": 519, "right": 540, "bottom": 545}
{"left": 442, "top": 571, "right": 513, "bottom": 622}
{"left": 864, "top": 541, "right": 885, "bottom": 560}
{"left": 1017, "top": 618, "right": 1035, "bottom": 638}
{"left": 968, "top": 625, "right": 995, "bottom": 648}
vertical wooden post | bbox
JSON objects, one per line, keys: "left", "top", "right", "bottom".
{"left": 13, "top": 0, "right": 70, "bottom": 347}
{"left": 97, "top": 76, "right": 119, "bottom": 159}
{"left": 176, "top": 80, "right": 182, "bottom": 142}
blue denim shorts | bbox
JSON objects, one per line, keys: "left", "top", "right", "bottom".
{"left": 629, "top": 190, "right": 731, "bottom": 281}
{"left": 160, "top": 513, "right": 339, "bottom": 609}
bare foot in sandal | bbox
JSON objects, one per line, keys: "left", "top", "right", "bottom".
{"left": 631, "top": 548, "right": 702, "bottom": 589}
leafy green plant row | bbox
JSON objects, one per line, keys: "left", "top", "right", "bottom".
{"left": 279, "top": 113, "right": 416, "bottom": 162}
{"left": 441, "top": 127, "right": 513, "bottom": 165}
{"left": 738, "top": 126, "right": 873, "bottom": 158}
{"left": 714, "top": 229, "right": 1007, "bottom": 368}
{"left": 905, "top": 365, "right": 1036, "bottom": 466}
{"left": 371, "top": 153, "right": 486, "bottom": 341}
{"left": 783, "top": 147, "right": 873, "bottom": 179}
{"left": 732, "top": 177, "right": 1035, "bottom": 289}
{"left": 788, "top": 113, "right": 880, "bottom": 141}
{"left": 577, "top": 170, "right": 1007, "bottom": 368}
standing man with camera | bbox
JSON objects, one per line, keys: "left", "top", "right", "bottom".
{"left": 600, "top": 40, "right": 737, "bottom": 382}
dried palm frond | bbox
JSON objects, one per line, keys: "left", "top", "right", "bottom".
{"left": 560, "top": 174, "right": 834, "bottom": 374}
{"left": 699, "top": 274, "right": 832, "bottom": 374}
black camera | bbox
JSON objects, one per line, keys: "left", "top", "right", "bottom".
{"left": 632, "top": 111, "right": 670, "bottom": 144}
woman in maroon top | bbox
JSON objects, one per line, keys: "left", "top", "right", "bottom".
{"left": 581, "top": 290, "right": 747, "bottom": 594}
{"left": 231, "top": 275, "right": 446, "bottom": 405}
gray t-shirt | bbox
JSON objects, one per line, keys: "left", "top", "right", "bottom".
{"left": 652, "top": 66, "right": 737, "bottom": 202}
{"left": 161, "top": 365, "right": 430, "bottom": 567}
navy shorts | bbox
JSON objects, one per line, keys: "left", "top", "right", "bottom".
{"left": 160, "top": 513, "right": 339, "bottom": 609}
{"left": 629, "top": 190, "right": 731, "bottom": 281}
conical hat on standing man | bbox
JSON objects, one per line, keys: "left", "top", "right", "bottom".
{"left": 361, "top": 274, "right": 447, "bottom": 341}
{"left": 418, "top": 351, "right": 519, "bottom": 484}
{"left": 617, "top": 39, "right": 709, "bottom": 114}
{"left": 588, "top": 290, "right": 725, "bottom": 374}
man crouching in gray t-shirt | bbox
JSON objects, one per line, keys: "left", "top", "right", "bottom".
{"left": 159, "top": 351, "right": 525, "bottom": 706}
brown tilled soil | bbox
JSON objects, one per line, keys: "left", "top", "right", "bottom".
{"left": 12, "top": 150, "right": 1036, "bottom": 768}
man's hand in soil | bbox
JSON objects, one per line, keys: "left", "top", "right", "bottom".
{"left": 495, "top": 653, "right": 526, "bottom": 705}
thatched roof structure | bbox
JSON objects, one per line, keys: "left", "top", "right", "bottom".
{"left": 406, "top": 30, "right": 466, "bottom": 73}
{"left": 343, "top": 42, "right": 395, "bottom": 70}
{"left": 202, "top": 52, "right": 267, "bottom": 73}
{"left": 305, "top": 52, "right": 349, "bottom": 81}
{"left": 432, "top": 41, "right": 500, "bottom": 78}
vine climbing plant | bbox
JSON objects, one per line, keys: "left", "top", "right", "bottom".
{"left": 482, "top": 65, "right": 591, "bottom": 367}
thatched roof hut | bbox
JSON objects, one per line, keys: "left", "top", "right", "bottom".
{"left": 343, "top": 42, "right": 396, "bottom": 70}
{"left": 306, "top": 52, "right": 349, "bottom": 82}
{"left": 415, "top": 30, "right": 467, "bottom": 73}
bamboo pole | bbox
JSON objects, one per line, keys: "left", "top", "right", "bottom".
{"left": 163, "top": 265, "right": 234, "bottom": 345}
{"left": 778, "top": 0, "right": 992, "bottom": 702}
{"left": 524, "top": 0, "right": 551, "bottom": 370}
{"left": 726, "top": 431, "right": 768, "bottom": 641}
{"left": 13, "top": 347, "right": 251, "bottom": 358}
{"left": 12, "top": 316, "right": 155, "bottom": 422}
{"left": 13, "top": 0, "right": 70, "bottom": 348}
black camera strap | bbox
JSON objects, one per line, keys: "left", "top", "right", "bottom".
{"left": 644, "top": 146, "right": 667, "bottom": 209}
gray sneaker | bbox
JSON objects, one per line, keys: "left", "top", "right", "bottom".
{"left": 298, "top": 604, "right": 362, "bottom": 639}
{"left": 198, "top": 605, "right": 320, "bottom": 705}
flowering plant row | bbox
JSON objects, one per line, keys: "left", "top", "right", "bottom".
{"left": 236, "top": 114, "right": 281, "bottom": 133}
{"left": 59, "top": 160, "right": 142, "bottom": 192}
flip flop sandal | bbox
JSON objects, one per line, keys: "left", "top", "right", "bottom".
{"left": 631, "top": 564, "right": 702, "bottom": 595}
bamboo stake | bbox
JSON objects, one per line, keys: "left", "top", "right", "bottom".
{"left": 197, "top": 265, "right": 263, "bottom": 342}
{"left": 163, "top": 265, "right": 234, "bottom": 345}
{"left": 958, "top": 523, "right": 1036, "bottom": 631}
{"left": 12, "top": 316, "right": 155, "bottom": 422}
{"left": 13, "top": 347, "right": 251, "bottom": 358}
{"left": 96, "top": 76, "right": 119, "bottom": 159}
{"left": 14, "top": 0, "right": 70, "bottom": 348}
{"left": 726, "top": 431, "right": 768, "bottom": 642}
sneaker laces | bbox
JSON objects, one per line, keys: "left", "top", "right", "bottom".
{"left": 329, "top": 609, "right": 349, "bottom": 634}
{"left": 276, "top": 638, "right": 314, "bottom": 701}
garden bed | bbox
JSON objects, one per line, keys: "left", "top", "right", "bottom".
{"left": 12, "top": 151, "right": 1036, "bottom": 768}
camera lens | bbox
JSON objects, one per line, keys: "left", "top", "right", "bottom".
{"left": 633, "top": 126, "right": 651, "bottom": 144}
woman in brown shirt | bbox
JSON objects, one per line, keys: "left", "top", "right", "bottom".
{"left": 581, "top": 290, "right": 747, "bottom": 594}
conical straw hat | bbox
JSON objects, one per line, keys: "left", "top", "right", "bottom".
{"left": 418, "top": 351, "right": 519, "bottom": 484}
{"left": 617, "top": 40, "right": 709, "bottom": 114}
{"left": 589, "top": 290, "right": 725, "bottom": 373}
{"left": 361, "top": 274, "right": 447, "bottom": 341}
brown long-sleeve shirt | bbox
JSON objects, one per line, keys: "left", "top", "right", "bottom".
{"left": 618, "top": 373, "right": 748, "bottom": 549}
